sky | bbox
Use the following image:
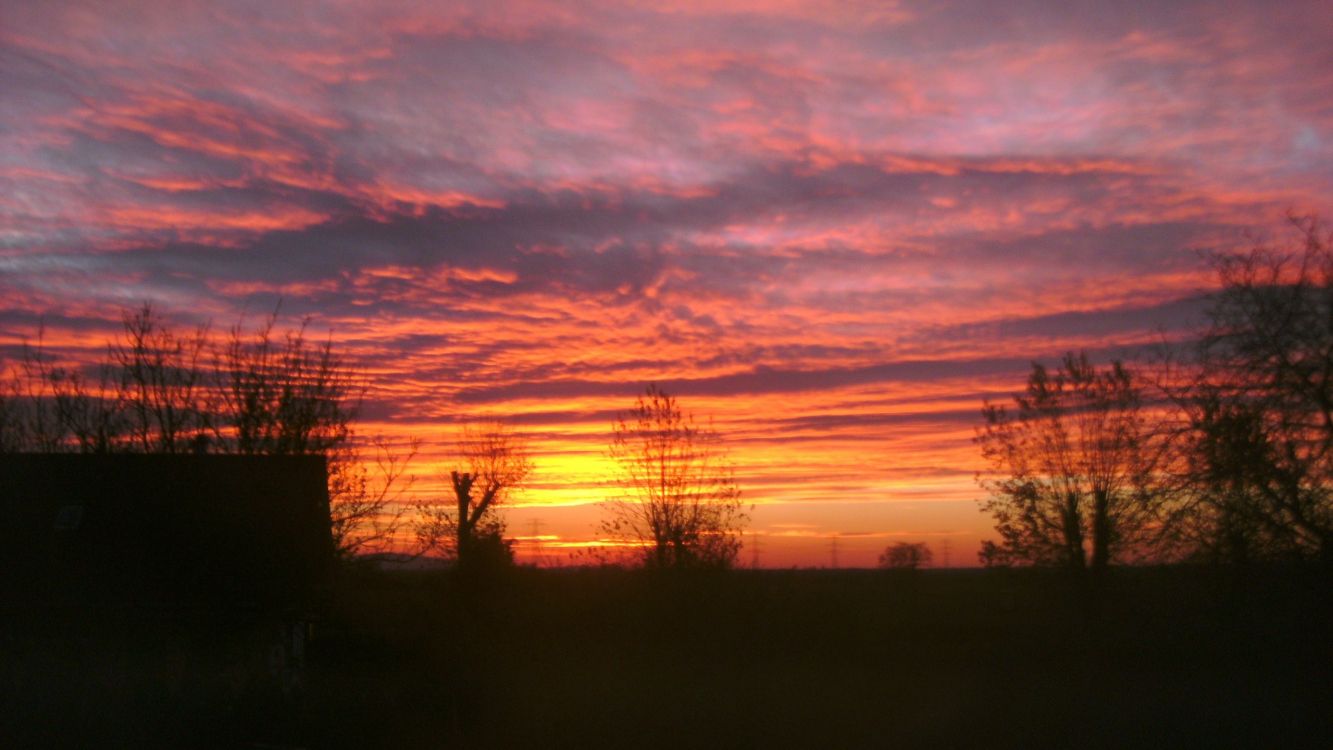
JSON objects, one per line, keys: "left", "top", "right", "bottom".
{"left": 3, "top": 0, "right": 1332, "bottom": 566}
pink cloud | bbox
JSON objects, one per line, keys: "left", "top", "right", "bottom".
{"left": 1, "top": 0, "right": 1330, "bottom": 565}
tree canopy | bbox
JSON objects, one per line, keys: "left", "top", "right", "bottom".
{"left": 976, "top": 353, "right": 1162, "bottom": 570}
{"left": 1172, "top": 217, "right": 1333, "bottom": 563}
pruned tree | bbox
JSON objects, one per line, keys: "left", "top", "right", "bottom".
{"left": 975, "top": 352, "right": 1162, "bottom": 572}
{"left": 878, "top": 542, "right": 933, "bottom": 570}
{"left": 417, "top": 421, "right": 531, "bottom": 570}
{"left": 602, "top": 385, "right": 747, "bottom": 569}
{"left": 1171, "top": 215, "right": 1333, "bottom": 563}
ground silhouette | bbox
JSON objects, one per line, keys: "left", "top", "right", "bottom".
{"left": 5, "top": 565, "right": 1329, "bottom": 747}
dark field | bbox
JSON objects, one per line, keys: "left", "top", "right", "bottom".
{"left": 5, "top": 566, "right": 1331, "bottom": 748}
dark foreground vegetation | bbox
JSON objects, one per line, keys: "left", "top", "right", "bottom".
{"left": 4, "top": 566, "right": 1330, "bottom": 748}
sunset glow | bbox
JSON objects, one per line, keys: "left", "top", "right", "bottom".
{"left": 3, "top": 0, "right": 1331, "bottom": 565}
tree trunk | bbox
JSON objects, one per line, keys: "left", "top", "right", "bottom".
{"left": 1091, "top": 488, "right": 1111, "bottom": 571}
{"left": 1062, "top": 491, "right": 1086, "bottom": 569}
{"left": 453, "top": 470, "right": 474, "bottom": 568}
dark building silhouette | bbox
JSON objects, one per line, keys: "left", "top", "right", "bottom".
{"left": 1, "top": 453, "right": 332, "bottom": 611}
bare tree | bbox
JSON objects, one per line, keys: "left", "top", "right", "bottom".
{"left": 0, "top": 304, "right": 409, "bottom": 573}
{"left": 1171, "top": 216, "right": 1333, "bottom": 562}
{"left": 328, "top": 436, "right": 417, "bottom": 560}
{"left": 417, "top": 421, "right": 531, "bottom": 570}
{"left": 212, "top": 310, "right": 420, "bottom": 563}
{"left": 1, "top": 304, "right": 410, "bottom": 562}
{"left": 0, "top": 326, "right": 128, "bottom": 454}
{"left": 975, "top": 353, "right": 1162, "bottom": 571}
{"left": 1, "top": 332, "right": 66, "bottom": 452}
{"left": 0, "top": 379, "right": 18, "bottom": 453}
{"left": 0, "top": 354, "right": 29, "bottom": 452}
{"left": 878, "top": 542, "right": 933, "bottom": 570}
{"left": 49, "top": 359, "right": 124, "bottom": 454}
{"left": 602, "top": 385, "right": 747, "bottom": 569}
{"left": 213, "top": 310, "right": 357, "bottom": 456}
{"left": 112, "top": 303, "right": 211, "bottom": 453}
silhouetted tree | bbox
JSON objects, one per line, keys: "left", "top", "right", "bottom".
{"left": 417, "top": 422, "right": 530, "bottom": 571}
{"left": 976, "top": 353, "right": 1162, "bottom": 572}
{"left": 112, "top": 303, "right": 211, "bottom": 453}
{"left": 210, "top": 309, "right": 411, "bottom": 557}
{"left": 878, "top": 542, "right": 933, "bottom": 570}
{"left": 50, "top": 358, "right": 124, "bottom": 454}
{"left": 0, "top": 332, "right": 66, "bottom": 452}
{"left": 328, "top": 436, "right": 417, "bottom": 560}
{"left": 0, "top": 327, "right": 126, "bottom": 453}
{"left": 212, "top": 310, "right": 356, "bottom": 456}
{"left": 0, "top": 304, "right": 411, "bottom": 558}
{"left": 977, "top": 540, "right": 1012, "bottom": 568}
{"left": 602, "top": 385, "right": 747, "bottom": 569}
{"left": 1171, "top": 216, "right": 1333, "bottom": 563}
{"left": 0, "top": 384, "right": 18, "bottom": 453}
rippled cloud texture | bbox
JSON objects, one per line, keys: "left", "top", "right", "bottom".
{"left": 4, "top": 0, "right": 1331, "bottom": 564}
